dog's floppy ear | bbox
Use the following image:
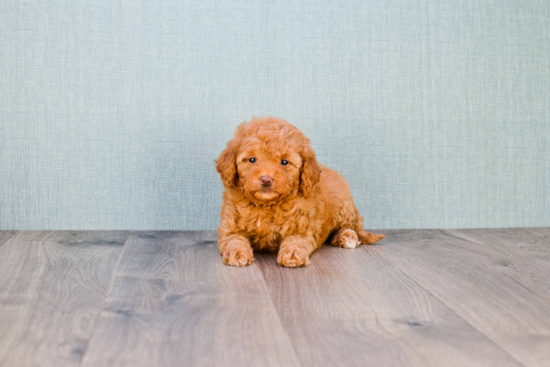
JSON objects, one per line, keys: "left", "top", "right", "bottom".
{"left": 216, "top": 139, "right": 239, "bottom": 188}
{"left": 299, "top": 143, "right": 320, "bottom": 196}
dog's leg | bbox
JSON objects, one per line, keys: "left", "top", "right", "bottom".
{"left": 330, "top": 228, "right": 361, "bottom": 249}
{"left": 277, "top": 235, "right": 316, "bottom": 267}
{"left": 219, "top": 234, "right": 254, "bottom": 267}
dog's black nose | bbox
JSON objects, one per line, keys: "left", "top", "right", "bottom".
{"left": 260, "top": 176, "right": 273, "bottom": 186}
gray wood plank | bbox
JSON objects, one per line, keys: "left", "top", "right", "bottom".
{"left": 0, "top": 231, "right": 16, "bottom": 247}
{"left": 0, "top": 231, "right": 128, "bottom": 367}
{"left": 455, "top": 228, "right": 550, "bottom": 278}
{"left": 376, "top": 229, "right": 550, "bottom": 367}
{"left": 257, "top": 245, "right": 522, "bottom": 367}
{"left": 522, "top": 227, "right": 550, "bottom": 239}
{"left": 81, "top": 231, "right": 301, "bottom": 367}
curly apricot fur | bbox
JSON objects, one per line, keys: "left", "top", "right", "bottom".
{"left": 216, "top": 117, "right": 385, "bottom": 267}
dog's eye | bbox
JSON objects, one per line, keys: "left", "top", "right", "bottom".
{"left": 281, "top": 159, "right": 289, "bottom": 166}
{"left": 249, "top": 158, "right": 256, "bottom": 163}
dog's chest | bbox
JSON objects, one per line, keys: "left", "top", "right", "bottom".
{"left": 237, "top": 206, "right": 296, "bottom": 251}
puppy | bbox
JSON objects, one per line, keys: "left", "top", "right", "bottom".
{"left": 215, "top": 117, "right": 385, "bottom": 267}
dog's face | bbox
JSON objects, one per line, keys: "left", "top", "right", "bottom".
{"left": 235, "top": 137, "right": 302, "bottom": 202}
{"left": 216, "top": 117, "right": 320, "bottom": 204}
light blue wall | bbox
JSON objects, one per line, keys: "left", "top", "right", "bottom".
{"left": 1, "top": 0, "right": 549, "bottom": 230}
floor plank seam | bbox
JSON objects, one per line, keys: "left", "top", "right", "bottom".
{"left": 256, "top": 263, "right": 305, "bottom": 367}
{"left": 370, "top": 244, "right": 528, "bottom": 367}
{"left": 78, "top": 231, "right": 131, "bottom": 367}
{"left": 0, "top": 231, "right": 17, "bottom": 248}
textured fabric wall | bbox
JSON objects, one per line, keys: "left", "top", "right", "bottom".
{"left": 1, "top": 0, "right": 549, "bottom": 230}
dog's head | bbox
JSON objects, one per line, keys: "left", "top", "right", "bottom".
{"left": 216, "top": 117, "right": 320, "bottom": 203}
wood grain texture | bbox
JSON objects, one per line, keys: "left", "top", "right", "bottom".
{"left": 376, "top": 229, "right": 550, "bottom": 367}
{"left": 0, "top": 231, "right": 127, "bottom": 367}
{"left": 81, "top": 231, "right": 301, "bottom": 367}
{"left": 0, "top": 231, "right": 16, "bottom": 247}
{"left": 522, "top": 227, "right": 550, "bottom": 240}
{"left": 256, "top": 245, "right": 522, "bottom": 367}
{"left": 455, "top": 228, "right": 550, "bottom": 278}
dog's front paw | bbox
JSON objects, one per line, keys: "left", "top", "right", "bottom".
{"left": 277, "top": 245, "right": 310, "bottom": 268}
{"left": 223, "top": 243, "right": 254, "bottom": 267}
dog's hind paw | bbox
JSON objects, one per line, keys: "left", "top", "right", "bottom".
{"left": 331, "top": 228, "right": 360, "bottom": 249}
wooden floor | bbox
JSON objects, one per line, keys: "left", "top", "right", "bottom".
{"left": 0, "top": 229, "right": 549, "bottom": 367}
